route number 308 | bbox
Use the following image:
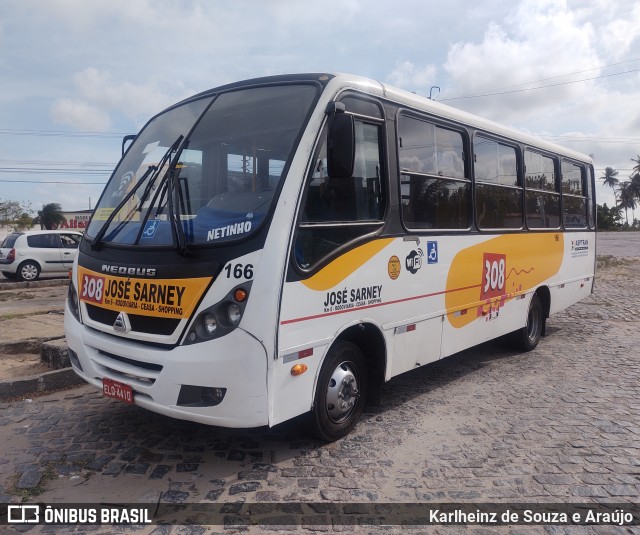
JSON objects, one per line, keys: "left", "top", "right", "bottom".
{"left": 482, "top": 253, "right": 506, "bottom": 298}
{"left": 81, "top": 274, "right": 105, "bottom": 303}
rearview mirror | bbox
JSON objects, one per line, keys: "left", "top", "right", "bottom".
{"left": 121, "top": 134, "right": 136, "bottom": 156}
{"left": 327, "top": 105, "right": 355, "bottom": 178}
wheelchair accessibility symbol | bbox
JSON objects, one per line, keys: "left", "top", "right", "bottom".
{"left": 142, "top": 219, "right": 160, "bottom": 239}
{"left": 427, "top": 241, "right": 438, "bottom": 264}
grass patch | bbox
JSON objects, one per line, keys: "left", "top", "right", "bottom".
{"left": 6, "top": 462, "right": 58, "bottom": 500}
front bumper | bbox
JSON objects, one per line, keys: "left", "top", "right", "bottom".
{"left": 64, "top": 300, "right": 269, "bottom": 428}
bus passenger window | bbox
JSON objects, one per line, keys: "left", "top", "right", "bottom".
{"left": 296, "top": 120, "right": 385, "bottom": 268}
{"left": 525, "top": 150, "right": 560, "bottom": 229}
{"left": 398, "top": 115, "right": 470, "bottom": 230}
{"left": 474, "top": 136, "right": 522, "bottom": 229}
{"left": 561, "top": 161, "right": 587, "bottom": 228}
{"left": 587, "top": 167, "right": 595, "bottom": 228}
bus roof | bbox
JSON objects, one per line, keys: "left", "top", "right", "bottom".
{"left": 175, "top": 72, "right": 592, "bottom": 165}
{"left": 327, "top": 73, "right": 592, "bottom": 165}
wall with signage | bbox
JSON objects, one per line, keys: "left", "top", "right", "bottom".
{"left": 60, "top": 210, "right": 92, "bottom": 231}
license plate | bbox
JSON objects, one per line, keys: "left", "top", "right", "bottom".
{"left": 102, "top": 378, "right": 134, "bottom": 404}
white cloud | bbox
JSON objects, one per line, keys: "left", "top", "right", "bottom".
{"left": 50, "top": 67, "right": 186, "bottom": 131}
{"left": 50, "top": 99, "right": 111, "bottom": 131}
{"left": 3, "top": 0, "right": 640, "bottom": 212}
{"left": 596, "top": 2, "right": 640, "bottom": 61}
{"left": 444, "top": 0, "right": 600, "bottom": 122}
{"left": 386, "top": 61, "right": 437, "bottom": 93}
{"left": 73, "top": 67, "right": 181, "bottom": 121}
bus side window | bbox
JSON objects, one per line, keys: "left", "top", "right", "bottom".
{"left": 525, "top": 150, "right": 560, "bottom": 229}
{"left": 587, "top": 166, "right": 595, "bottom": 228}
{"left": 474, "top": 136, "right": 522, "bottom": 230}
{"left": 296, "top": 120, "right": 385, "bottom": 269}
{"left": 561, "top": 161, "right": 587, "bottom": 228}
{"left": 398, "top": 115, "right": 470, "bottom": 230}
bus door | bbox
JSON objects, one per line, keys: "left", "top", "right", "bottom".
{"left": 275, "top": 101, "right": 388, "bottom": 425}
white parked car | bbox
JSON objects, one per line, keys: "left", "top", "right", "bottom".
{"left": 0, "top": 230, "right": 83, "bottom": 281}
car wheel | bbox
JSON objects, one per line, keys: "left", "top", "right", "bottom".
{"left": 17, "top": 261, "right": 41, "bottom": 282}
{"left": 306, "top": 341, "right": 367, "bottom": 442}
{"left": 509, "top": 293, "right": 544, "bottom": 351}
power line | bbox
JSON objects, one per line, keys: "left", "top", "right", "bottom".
{"left": 0, "top": 128, "right": 129, "bottom": 138}
{"left": 0, "top": 159, "right": 116, "bottom": 166}
{"left": 0, "top": 169, "right": 111, "bottom": 176}
{"left": 0, "top": 179, "right": 106, "bottom": 184}
{"left": 473, "top": 57, "right": 640, "bottom": 93}
{"left": 441, "top": 66, "right": 640, "bottom": 101}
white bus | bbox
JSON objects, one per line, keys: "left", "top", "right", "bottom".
{"left": 65, "top": 73, "right": 596, "bottom": 441}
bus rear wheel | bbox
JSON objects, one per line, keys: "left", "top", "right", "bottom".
{"left": 510, "top": 293, "right": 544, "bottom": 351}
{"left": 307, "top": 341, "right": 367, "bottom": 442}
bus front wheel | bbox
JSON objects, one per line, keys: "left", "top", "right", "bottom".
{"left": 308, "top": 341, "right": 367, "bottom": 442}
{"left": 510, "top": 293, "right": 544, "bottom": 351}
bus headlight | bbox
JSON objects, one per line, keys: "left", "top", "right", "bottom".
{"left": 184, "top": 282, "right": 252, "bottom": 345}
{"left": 227, "top": 303, "right": 242, "bottom": 325}
{"left": 67, "top": 281, "right": 81, "bottom": 321}
{"left": 202, "top": 314, "right": 218, "bottom": 335}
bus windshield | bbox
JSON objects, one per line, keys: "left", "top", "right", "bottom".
{"left": 87, "top": 84, "right": 318, "bottom": 247}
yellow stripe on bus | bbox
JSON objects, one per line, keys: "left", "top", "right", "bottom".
{"left": 301, "top": 238, "right": 394, "bottom": 291}
{"left": 446, "top": 233, "right": 564, "bottom": 328}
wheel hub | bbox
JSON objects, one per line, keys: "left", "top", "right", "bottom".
{"left": 21, "top": 265, "right": 38, "bottom": 280}
{"left": 325, "top": 361, "right": 359, "bottom": 423}
{"left": 527, "top": 306, "right": 540, "bottom": 342}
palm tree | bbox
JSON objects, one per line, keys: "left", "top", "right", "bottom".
{"left": 617, "top": 182, "right": 637, "bottom": 226}
{"left": 630, "top": 172, "right": 640, "bottom": 199}
{"left": 631, "top": 155, "right": 640, "bottom": 176}
{"left": 36, "top": 203, "right": 66, "bottom": 230}
{"left": 600, "top": 167, "right": 619, "bottom": 209}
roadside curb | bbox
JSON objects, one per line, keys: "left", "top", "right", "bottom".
{"left": 0, "top": 278, "right": 69, "bottom": 290}
{"left": 0, "top": 368, "right": 84, "bottom": 401}
{"left": 40, "top": 338, "right": 71, "bottom": 369}
{"left": 0, "top": 337, "right": 82, "bottom": 401}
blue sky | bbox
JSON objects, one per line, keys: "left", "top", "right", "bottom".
{"left": 2, "top": 0, "right": 640, "bottom": 212}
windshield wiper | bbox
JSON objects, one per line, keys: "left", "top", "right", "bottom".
{"left": 167, "top": 159, "right": 190, "bottom": 256}
{"left": 136, "top": 136, "right": 183, "bottom": 210}
{"left": 134, "top": 142, "right": 191, "bottom": 255}
{"left": 91, "top": 135, "right": 183, "bottom": 249}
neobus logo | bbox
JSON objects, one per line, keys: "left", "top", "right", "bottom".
{"left": 101, "top": 265, "right": 157, "bottom": 277}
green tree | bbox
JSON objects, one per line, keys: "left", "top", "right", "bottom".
{"left": 631, "top": 155, "right": 640, "bottom": 176}
{"left": 600, "top": 167, "right": 619, "bottom": 210}
{"left": 36, "top": 203, "right": 66, "bottom": 230}
{"left": 0, "top": 199, "right": 34, "bottom": 228}
{"left": 13, "top": 212, "right": 34, "bottom": 231}
{"left": 630, "top": 172, "right": 640, "bottom": 200}
{"left": 617, "top": 181, "right": 637, "bottom": 227}
{"left": 600, "top": 166, "right": 619, "bottom": 189}
{"left": 596, "top": 203, "right": 620, "bottom": 231}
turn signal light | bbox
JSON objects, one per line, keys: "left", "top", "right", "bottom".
{"left": 234, "top": 288, "right": 248, "bottom": 302}
{"left": 290, "top": 364, "right": 308, "bottom": 376}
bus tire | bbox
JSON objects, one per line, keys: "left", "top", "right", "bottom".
{"left": 307, "top": 341, "right": 367, "bottom": 442}
{"left": 510, "top": 293, "right": 544, "bottom": 352}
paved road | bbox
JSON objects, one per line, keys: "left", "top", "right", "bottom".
{"left": 596, "top": 231, "right": 640, "bottom": 258}
{"left": 0, "top": 234, "right": 639, "bottom": 533}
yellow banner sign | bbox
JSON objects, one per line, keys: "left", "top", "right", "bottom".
{"left": 78, "top": 266, "right": 212, "bottom": 319}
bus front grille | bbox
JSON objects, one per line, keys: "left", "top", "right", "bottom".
{"left": 85, "top": 304, "right": 181, "bottom": 336}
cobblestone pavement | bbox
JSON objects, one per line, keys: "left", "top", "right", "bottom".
{"left": 1, "top": 236, "right": 639, "bottom": 534}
